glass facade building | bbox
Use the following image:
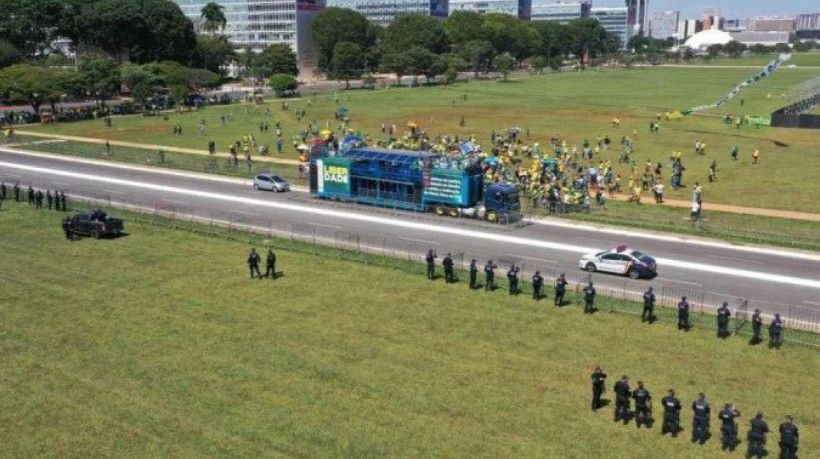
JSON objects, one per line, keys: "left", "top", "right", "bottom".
{"left": 327, "top": 0, "right": 448, "bottom": 28}
{"left": 589, "top": 6, "right": 628, "bottom": 47}
{"left": 173, "top": 0, "right": 326, "bottom": 75}
{"left": 530, "top": 1, "right": 589, "bottom": 24}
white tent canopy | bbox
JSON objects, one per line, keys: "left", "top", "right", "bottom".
{"left": 683, "top": 29, "right": 734, "bottom": 50}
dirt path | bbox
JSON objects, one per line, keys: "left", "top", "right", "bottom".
{"left": 12, "top": 130, "right": 820, "bottom": 223}
{"left": 14, "top": 130, "right": 302, "bottom": 166}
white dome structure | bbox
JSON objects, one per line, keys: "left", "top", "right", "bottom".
{"left": 684, "top": 29, "right": 734, "bottom": 50}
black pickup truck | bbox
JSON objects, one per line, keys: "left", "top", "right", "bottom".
{"left": 70, "top": 209, "right": 124, "bottom": 238}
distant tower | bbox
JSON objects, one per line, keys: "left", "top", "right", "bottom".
{"left": 625, "top": 0, "right": 648, "bottom": 38}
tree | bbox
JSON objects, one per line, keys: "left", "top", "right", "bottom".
{"left": 76, "top": 0, "right": 197, "bottom": 64}
{"left": 380, "top": 52, "right": 411, "bottom": 85}
{"left": 79, "top": 54, "right": 121, "bottom": 107}
{"left": 0, "top": 0, "right": 64, "bottom": 57}
{"left": 194, "top": 34, "right": 236, "bottom": 73}
{"left": 724, "top": 40, "right": 746, "bottom": 58}
{"left": 683, "top": 48, "right": 695, "bottom": 60}
{"left": 311, "top": 8, "right": 373, "bottom": 72}
{"left": 748, "top": 44, "right": 771, "bottom": 56}
{"left": 707, "top": 44, "right": 723, "bottom": 58}
{"left": 382, "top": 14, "right": 447, "bottom": 56}
{"left": 200, "top": 2, "right": 227, "bottom": 35}
{"left": 405, "top": 47, "right": 435, "bottom": 84}
{"left": 529, "top": 55, "right": 548, "bottom": 74}
{"left": 458, "top": 40, "right": 494, "bottom": 77}
{"left": 627, "top": 33, "right": 651, "bottom": 53}
{"left": 0, "top": 64, "right": 78, "bottom": 114}
{"left": 269, "top": 73, "right": 298, "bottom": 96}
{"left": 120, "top": 64, "right": 161, "bottom": 110}
{"left": 531, "top": 21, "right": 571, "bottom": 60}
{"left": 443, "top": 11, "right": 486, "bottom": 46}
{"left": 252, "top": 44, "right": 298, "bottom": 80}
{"left": 567, "top": 18, "right": 609, "bottom": 60}
{"left": 492, "top": 53, "right": 515, "bottom": 81}
{"left": 0, "top": 40, "right": 22, "bottom": 69}
{"left": 773, "top": 43, "right": 790, "bottom": 53}
{"left": 330, "top": 42, "right": 364, "bottom": 89}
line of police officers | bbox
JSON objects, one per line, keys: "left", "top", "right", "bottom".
{"left": 591, "top": 367, "right": 800, "bottom": 458}
{"left": 0, "top": 182, "right": 68, "bottom": 212}
{"left": 426, "top": 249, "right": 574, "bottom": 305}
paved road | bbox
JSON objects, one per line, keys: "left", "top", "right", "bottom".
{"left": 2, "top": 147, "right": 819, "bottom": 322}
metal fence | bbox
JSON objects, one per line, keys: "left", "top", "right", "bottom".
{"left": 12, "top": 187, "right": 813, "bottom": 349}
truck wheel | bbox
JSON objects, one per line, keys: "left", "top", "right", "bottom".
{"left": 435, "top": 206, "right": 445, "bottom": 216}
{"left": 485, "top": 210, "right": 498, "bottom": 222}
{"left": 91, "top": 229, "right": 100, "bottom": 239}
{"left": 448, "top": 208, "right": 459, "bottom": 218}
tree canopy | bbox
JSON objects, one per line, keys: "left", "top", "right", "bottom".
{"left": 200, "top": 2, "right": 227, "bottom": 35}
{"left": 311, "top": 8, "right": 374, "bottom": 72}
{"left": 330, "top": 42, "right": 365, "bottom": 88}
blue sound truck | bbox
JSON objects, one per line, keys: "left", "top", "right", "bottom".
{"left": 309, "top": 147, "right": 521, "bottom": 223}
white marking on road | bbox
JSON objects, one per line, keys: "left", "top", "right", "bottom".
{"left": 307, "top": 221, "right": 342, "bottom": 230}
{"left": 713, "top": 255, "right": 764, "bottom": 265}
{"left": 3, "top": 160, "right": 820, "bottom": 291}
{"left": 3, "top": 173, "right": 21, "bottom": 178}
{"left": 802, "top": 300, "right": 820, "bottom": 306}
{"left": 509, "top": 254, "right": 556, "bottom": 264}
{"left": 657, "top": 277, "right": 703, "bottom": 287}
{"left": 400, "top": 236, "right": 440, "bottom": 245}
{"left": 103, "top": 189, "right": 125, "bottom": 195}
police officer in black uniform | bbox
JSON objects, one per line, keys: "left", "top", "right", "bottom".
{"left": 425, "top": 249, "right": 437, "bottom": 280}
{"left": 443, "top": 253, "right": 455, "bottom": 283}
{"left": 719, "top": 403, "right": 741, "bottom": 451}
{"left": 661, "top": 389, "right": 682, "bottom": 436}
{"left": 584, "top": 282, "right": 596, "bottom": 314}
{"left": 247, "top": 248, "right": 262, "bottom": 279}
{"left": 27, "top": 185, "right": 34, "bottom": 205}
{"left": 555, "top": 273, "right": 568, "bottom": 306}
{"left": 751, "top": 309, "right": 763, "bottom": 344}
{"left": 717, "top": 302, "right": 732, "bottom": 338}
{"left": 692, "top": 393, "right": 711, "bottom": 444}
{"left": 532, "top": 270, "right": 544, "bottom": 300}
{"left": 590, "top": 366, "right": 607, "bottom": 411}
{"left": 778, "top": 415, "right": 799, "bottom": 459}
{"left": 265, "top": 249, "right": 277, "bottom": 279}
{"left": 747, "top": 411, "right": 769, "bottom": 459}
{"left": 632, "top": 381, "right": 653, "bottom": 428}
{"left": 769, "top": 313, "right": 783, "bottom": 348}
{"left": 642, "top": 287, "right": 656, "bottom": 323}
{"left": 0, "top": 181, "right": 6, "bottom": 200}
{"left": 613, "top": 375, "right": 631, "bottom": 423}
{"left": 13, "top": 182, "right": 20, "bottom": 202}
{"left": 46, "top": 190, "right": 53, "bottom": 210}
{"left": 34, "top": 189, "right": 43, "bottom": 208}
{"left": 469, "top": 259, "right": 478, "bottom": 289}
{"left": 484, "top": 260, "right": 497, "bottom": 291}
{"left": 60, "top": 191, "right": 67, "bottom": 211}
{"left": 507, "top": 264, "right": 519, "bottom": 295}
{"left": 678, "top": 296, "right": 690, "bottom": 330}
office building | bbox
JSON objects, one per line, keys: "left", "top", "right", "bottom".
{"left": 796, "top": 13, "right": 819, "bottom": 31}
{"left": 723, "top": 19, "right": 747, "bottom": 33}
{"left": 589, "top": 6, "right": 629, "bottom": 46}
{"left": 748, "top": 17, "right": 796, "bottom": 33}
{"left": 530, "top": 1, "right": 590, "bottom": 23}
{"left": 625, "top": 0, "right": 648, "bottom": 38}
{"left": 676, "top": 19, "right": 702, "bottom": 39}
{"left": 328, "top": 0, "right": 449, "bottom": 27}
{"left": 730, "top": 31, "right": 791, "bottom": 46}
{"left": 173, "top": 0, "right": 326, "bottom": 77}
{"left": 650, "top": 10, "right": 679, "bottom": 39}
{"left": 449, "top": 0, "right": 531, "bottom": 19}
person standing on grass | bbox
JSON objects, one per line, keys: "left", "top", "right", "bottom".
{"left": 46, "top": 190, "right": 53, "bottom": 210}
{"left": 642, "top": 287, "right": 655, "bottom": 323}
{"left": 60, "top": 191, "right": 67, "bottom": 211}
{"left": 469, "top": 259, "right": 478, "bottom": 289}
{"left": 555, "top": 273, "right": 568, "bottom": 306}
{"left": 14, "top": 182, "right": 20, "bottom": 202}
{"left": 661, "top": 389, "right": 682, "bottom": 436}
{"left": 730, "top": 145, "right": 739, "bottom": 161}
{"left": 778, "top": 415, "right": 799, "bottom": 459}
{"left": 425, "top": 249, "right": 437, "bottom": 280}
{"left": 717, "top": 302, "right": 731, "bottom": 338}
{"left": 632, "top": 381, "right": 652, "bottom": 428}
{"left": 752, "top": 148, "right": 760, "bottom": 164}
{"left": 442, "top": 253, "right": 454, "bottom": 284}
{"left": 751, "top": 309, "right": 763, "bottom": 344}
{"left": 532, "top": 271, "right": 544, "bottom": 300}
{"left": 34, "top": 189, "right": 43, "bottom": 208}
{"left": 613, "top": 375, "right": 631, "bottom": 423}
{"left": 247, "top": 248, "right": 262, "bottom": 279}
{"left": 769, "top": 313, "right": 783, "bottom": 348}
{"left": 590, "top": 366, "right": 607, "bottom": 411}
{"left": 484, "top": 260, "right": 497, "bottom": 291}
{"left": 677, "top": 296, "right": 690, "bottom": 331}
{"left": 265, "top": 249, "right": 277, "bottom": 279}
{"left": 719, "top": 403, "right": 741, "bottom": 451}
{"left": 653, "top": 181, "right": 664, "bottom": 203}
{"left": 27, "top": 186, "right": 34, "bottom": 205}
{"left": 0, "top": 181, "right": 6, "bottom": 201}
{"left": 747, "top": 412, "right": 769, "bottom": 459}
{"left": 691, "top": 393, "right": 711, "bottom": 444}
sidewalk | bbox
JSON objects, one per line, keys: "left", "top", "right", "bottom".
{"left": 14, "top": 130, "right": 302, "bottom": 166}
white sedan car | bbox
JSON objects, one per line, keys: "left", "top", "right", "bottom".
{"left": 579, "top": 246, "right": 657, "bottom": 279}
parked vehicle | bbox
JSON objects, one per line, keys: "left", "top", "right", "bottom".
{"left": 70, "top": 209, "right": 124, "bottom": 238}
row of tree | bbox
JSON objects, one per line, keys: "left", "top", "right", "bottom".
{"left": 311, "top": 9, "right": 623, "bottom": 85}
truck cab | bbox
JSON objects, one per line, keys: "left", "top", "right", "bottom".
{"left": 483, "top": 183, "right": 521, "bottom": 223}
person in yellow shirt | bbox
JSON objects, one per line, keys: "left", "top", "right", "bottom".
{"left": 752, "top": 148, "right": 759, "bottom": 164}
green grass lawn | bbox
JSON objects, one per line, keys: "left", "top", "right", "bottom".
{"left": 1, "top": 202, "right": 817, "bottom": 457}
{"left": 22, "top": 64, "right": 820, "bottom": 214}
